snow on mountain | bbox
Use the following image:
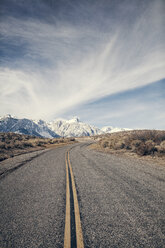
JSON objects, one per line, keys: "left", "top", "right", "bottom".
{"left": 48, "top": 117, "right": 103, "bottom": 137}
{"left": 0, "top": 114, "right": 131, "bottom": 138}
{"left": 0, "top": 114, "right": 17, "bottom": 120}
{"left": 33, "top": 119, "right": 60, "bottom": 138}
{"left": 101, "top": 126, "right": 131, "bottom": 133}
{"left": 0, "top": 116, "right": 59, "bottom": 138}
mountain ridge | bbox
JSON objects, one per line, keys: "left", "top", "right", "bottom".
{"left": 0, "top": 115, "right": 59, "bottom": 138}
{"left": 48, "top": 117, "right": 103, "bottom": 137}
{"left": 0, "top": 115, "right": 130, "bottom": 138}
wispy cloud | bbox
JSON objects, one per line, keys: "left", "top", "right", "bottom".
{"left": 64, "top": 80, "right": 165, "bottom": 129}
{"left": 0, "top": 0, "right": 164, "bottom": 125}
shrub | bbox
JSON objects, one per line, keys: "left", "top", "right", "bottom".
{"left": 124, "top": 139, "right": 132, "bottom": 150}
{"left": 160, "top": 140, "right": 165, "bottom": 149}
{"left": 130, "top": 139, "right": 142, "bottom": 151}
{"left": 5, "top": 144, "right": 12, "bottom": 150}
{"left": 14, "top": 141, "right": 24, "bottom": 149}
{"left": 156, "top": 141, "right": 165, "bottom": 154}
{"left": 0, "top": 142, "right": 5, "bottom": 149}
{"left": 97, "top": 130, "right": 165, "bottom": 157}
{"left": 50, "top": 139, "right": 58, "bottom": 144}
{"left": 23, "top": 141, "right": 34, "bottom": 148}
{"left": 0, "top": 154, "right": 9, "bottom": 161}
{"left": 100, "top": 140, "right": 109, "bottom": 148}
{"left": 114, "top": 141, "right": 125, "bottom": 150}
{"left": 35, "top": 141, "right": 45, "bottom": 146}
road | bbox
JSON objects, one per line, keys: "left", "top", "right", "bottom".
{"left": 0, "top": 142, "right": 165, "bottom": 247}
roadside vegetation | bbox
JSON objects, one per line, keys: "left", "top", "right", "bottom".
{"left": 0, "top": 132, "right": 76, "bottom": 162}
{"left": 92, "top": 130, "right": 165, "bottom": 158}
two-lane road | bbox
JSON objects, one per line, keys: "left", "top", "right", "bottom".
{"left": 0, "top": 143, "right": 165, "bottom": 247}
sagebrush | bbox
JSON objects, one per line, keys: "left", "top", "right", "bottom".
{"left": 98, "top": 130, "right": 165, "bottom": 156}
{"left": 0, "top": 132, "right": 75, "bottom": 161}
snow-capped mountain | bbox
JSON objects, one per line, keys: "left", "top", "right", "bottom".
{"left": 101, "top": 126, "right": 131, "bottom": 133}
{"left": 0, "top": 115, "right": 131, "bottom": 138}
{"left": 48, "top": 117, "right": 103, "bottom": 137}
{"left": 0, "top": 115, "right": 59, "bottom": 138}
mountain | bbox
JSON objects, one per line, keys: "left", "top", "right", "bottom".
{"left": 0, "top": 115, "right": 131, "bottom": 138}
{"left": 48, "top": 117, "right": 103, "bottom": 137}
{"left": 0, "top": 115, "right": 59, "bottom": 138}
{"left": 101, "top": 126, "right": 131, "bottom": 133}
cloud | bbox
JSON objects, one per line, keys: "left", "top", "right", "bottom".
{"left": 64, "top": 80, "right": 165, "bottom": 129}
{"left": 0, "top": 0, "right": 165, "bottom": 123}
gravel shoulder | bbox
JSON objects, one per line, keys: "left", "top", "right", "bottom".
{"left": 0, "top": 142, "right": 76, "bottom": 179}
{"left": 90, "top": 143, "right": 165, "bottom": 166}
{"left": 0, "top": 149, "right": 49, "bottom": 179}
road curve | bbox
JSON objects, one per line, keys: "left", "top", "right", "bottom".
{"left": 0, "top": 142, "right": 165, "bottom": 247}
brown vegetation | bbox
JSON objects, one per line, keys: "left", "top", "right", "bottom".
{"left": 93, "top": 130, "right": 165, "bottom": 158}
{"left": 0, "top": 132, "right": 76, "bottom": 162}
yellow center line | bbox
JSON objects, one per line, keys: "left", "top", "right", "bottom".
{"left": 64, "top": 152, "right": 71, "bottom": 248}
{"left": 68, "top": 151, "right": 84, "bottom": 248}
{"left": 64, "top": 150, "right": 84, "bottom": 248}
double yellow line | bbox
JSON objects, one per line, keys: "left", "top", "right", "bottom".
{"left": 64, "top": 151, "right": 84, "bottom": 248}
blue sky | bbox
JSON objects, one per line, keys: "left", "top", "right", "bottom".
{"left": 63, "top": 79, "right": 165, "bottom": 129}
{"left": 0, "top": 0, "right": 165, "bottom": 129}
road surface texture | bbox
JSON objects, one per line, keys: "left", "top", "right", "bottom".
{"left": 0, "top": 142, "right": 165, "bottom": 247}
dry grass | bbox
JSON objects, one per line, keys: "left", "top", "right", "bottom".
{"left": 92, "top": 130, "right": 165, "bottom": 159}
{"left": 0, "top": 132, "right": 76, "bottom": 162}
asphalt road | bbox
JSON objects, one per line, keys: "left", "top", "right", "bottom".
{"left": 0, "top": 142, "right": 165, "bottom": 247}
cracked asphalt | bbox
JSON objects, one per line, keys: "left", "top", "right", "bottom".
{"left": 0, "top": 142, "right": 165, "bottom": 247}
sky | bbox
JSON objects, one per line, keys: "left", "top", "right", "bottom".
{"left": 0, "top": 0, "right": 165, "bottom": 129}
